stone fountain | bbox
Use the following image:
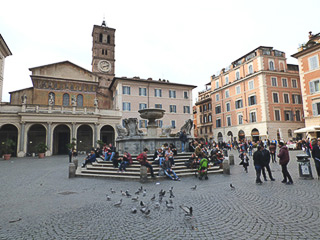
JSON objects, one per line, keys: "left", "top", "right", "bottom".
{"left": 138, "top": 108, "right": 165, "bottom": 137}
{"left": 115, "top": 108, "right": 193, "bottom": 154}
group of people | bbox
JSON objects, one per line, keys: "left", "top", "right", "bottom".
{"left": 151, "top": 143, "right": 181, "bottom": 181}
{"left": 81, "top": 143, "right": 133, "bottom": 173}
{"left": 239, "top": 139, "right": 293, "bottom": 185}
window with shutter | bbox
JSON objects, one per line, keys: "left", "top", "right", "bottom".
{"left": 312, "top": 103, "right": 317, "bottom": 116}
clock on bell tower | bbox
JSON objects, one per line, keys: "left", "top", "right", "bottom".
{"left": 92, "top": 20, "right": 116, "bottom": 109}
{"left": 92, "top": 20, "right": 116, "bottom": 86}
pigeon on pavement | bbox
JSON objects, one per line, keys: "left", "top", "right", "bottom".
{"left": 110, "top": 188, "right": 116, "bottom": 194}
{"left": 165, "top": 200, "right": 174, "bottom": 210}
{"left": 131, "top": 207, "right": 137, "bottom": 214}
{"left": 140, "top": 200, "right": 146, "bottom": 207}
{"left": 230, "top": 184, "right": 235, "bottom": 190}
{"left": 191, "top": 185, "right": 197, "bottom": 190}
{"left": 169, "top": 187, "right": 175, "bottom": 198}
{"left": 180, "top": 205, "right": 193, "bottom": 216}
{"left": 114, "top": 199, "right": 122, "bottom": 207}
{"left": 125, "top": 190, "right": 131, "bottom": 197}
{"left": 106, "top": 195, "right": 111, "bottom": 201}
{"left": 132, "top": 196, "right": 139, "bottom": 201}
{"left": 151, "top": 194, "right": 156, "bottom": 201}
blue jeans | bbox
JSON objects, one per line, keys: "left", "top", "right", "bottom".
{"left": 181, "top": 142, "right": 185, "bottom": 152}
{"left": 119, "top": 161, "right": 128, "bottom": 171}
{"left": 255, "top": 165, "right": 262, "bottom": 183}
{"left": 164, "top": 168, "right": 178, "bottom": 180}
{"left": 306, "top": 148, "right": 311, "bottom": 157}
{"left": 159, "top": 157, "right": 165, "bottom": 166}
{"left": 105, "top": 152, "right": 115, "bottom": 161}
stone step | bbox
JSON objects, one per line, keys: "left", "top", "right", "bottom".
{"left": 87, "top": 164, "right": 220, "bottom": 172}
{"left": 76, "top": 168, "right": 223, "bottom": 180}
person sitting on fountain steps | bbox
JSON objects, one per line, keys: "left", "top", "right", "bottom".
{"left": 137, "top": 148, "right": 156, "bottom": 178}
{"left": 162, "top": 155, "right": 180, "bottom": 181}
{"left": 81, "top": 149, "right": 96, "bottom": 168}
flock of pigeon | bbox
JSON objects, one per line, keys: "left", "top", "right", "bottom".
{"left": 106, "top": 185, "right": 195, "bottom": 218}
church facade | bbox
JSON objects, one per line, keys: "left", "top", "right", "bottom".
{"left": 0, "top": 21, "right": 195, "bottom": 157}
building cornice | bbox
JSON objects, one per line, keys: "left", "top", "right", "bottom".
{"left": 292, "top": 44, "right": 320, "bottom": 58}
{"left": 210, "top": 70, "right": 299, "bottom": 95}
{"left": 0, "top": 34, "right": 12, "bottom": 57}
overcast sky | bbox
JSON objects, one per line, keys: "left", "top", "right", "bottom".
{"left": 1, "top": 0, "right": 319, "bottom": 103}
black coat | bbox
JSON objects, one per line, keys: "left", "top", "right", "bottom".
{"left": 312, "top": 144, "right": 320, "bottom": 160}
{"left": 253, "top": 150, "right": 264, "bottom": 166}
{"left": 261, "top": 149, "right": 270, "bottom": 166}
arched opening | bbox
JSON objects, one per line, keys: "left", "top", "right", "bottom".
{"left": 99, "top": 33, "right": 103, "bottom": 42}
{"left": 77, "top": 125, "right": 93, "bottom": 153}
{"left": 238, "top": 130, "right": 245, "bottom": 141}
{"left": 227, "top": 131, "right": 233, "bottom": 142}
{"left": 0, "top": 124, "right": 18, "bottom": 157}
{"left": 100, "top": 125, "right": 115, "bottom": 146}
{"left": 27, "top": 124, "right": 46, "bottom": 155}
{"left": 63, "top": 93, "right": 70, "bottom": 106}
{"left": 251, "top": 128, "right": 260, "bottom": 142}
{"left": 53, "top": 125, "right": 70, "bottom": 155}
{"left": 107, "top": 35, "right": 110, "bottom": 44}
{"left": 280, "top": 62, "right": 285, "bottom": 71}
{"left": 77, "top": 94, "right": 83, "bottom": 107}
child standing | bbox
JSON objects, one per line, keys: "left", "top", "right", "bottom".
{"left": 239, "top": 151, "right": 249, "bottom": 173}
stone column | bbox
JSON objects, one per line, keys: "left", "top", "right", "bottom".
{"left": 72, "top": 123, "right": 76, "bottom": 140}
{"left": 94, "top": 124, "right": 98, "bottom": 148}
{"left": 46, "top": 122, "right": 52, "bottom": 156}
{"left": 18, "top": 122, "right": 26, "bottom": 157}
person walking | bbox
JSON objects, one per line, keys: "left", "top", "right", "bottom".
{"left": 278, "top": 141, "right": 293, "bottom": 185}
{"left": 253, "top": 146, "right": 264, "bottom": 184}
{"left": 261, "top": 145, "right": 275, "bottom": 181}
{"left": 311, "top": 139, "right": 320, "bottom": 179}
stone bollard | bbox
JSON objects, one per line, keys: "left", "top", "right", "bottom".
{"left": 73, "top": 159, "right": 78, "bottom": 169}
{"left": 69, "top": 162, "right": 76, "bottom": 178}
{"left": 229, "top": 154, "right": 234, "bottom": 165}
{"left": 223, "top": 159, "right": 230, "bottom": 175}
{"left": 140, "top": 165, "right": 148, "bottom": 183}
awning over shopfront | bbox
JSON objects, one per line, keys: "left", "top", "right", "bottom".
{"left": 294, "top": 126, "right": 320, "bottom": 133}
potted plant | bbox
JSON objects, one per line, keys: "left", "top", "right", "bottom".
{"left": 96, "top": 140, "right": 105, "bottom": 148}
{"left": 36, "top": 143, "right": 48, "bottom": 158}
{"left": 1, "top": 138, "right": 16, "bottom": 160}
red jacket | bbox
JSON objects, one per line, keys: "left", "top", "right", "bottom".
{"left": 277, "top": 146, "right": 289, "bottom": 165}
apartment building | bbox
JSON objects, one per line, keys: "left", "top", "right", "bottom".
{"left": 195, "top": 82, "right": 213, "bottom": 141}
{"left": 209, "top": 46, "right": 304, "bottom": 143}
{"left": 0, "top": 34, "right": 12, "bottom": 102}
{"left": 111, "top": 77, "right": 196, "bottom": 135}
{"left": 292, "top": 31, "right": 320, "bottom": 138}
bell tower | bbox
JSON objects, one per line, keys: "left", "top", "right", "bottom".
{"left": 92, "top": 20, "right": 115, "bottom": 109}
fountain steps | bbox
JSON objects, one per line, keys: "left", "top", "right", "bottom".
{"left": 76, "top": 153, "right": 223, "bottom": 180}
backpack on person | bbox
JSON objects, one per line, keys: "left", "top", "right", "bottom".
{"left": 136, "top": 153, "right": 144, "bottom": 163}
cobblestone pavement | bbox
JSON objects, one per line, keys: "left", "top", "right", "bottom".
{"left": 0, "top": 150, "right": 319, "bottom": 240}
